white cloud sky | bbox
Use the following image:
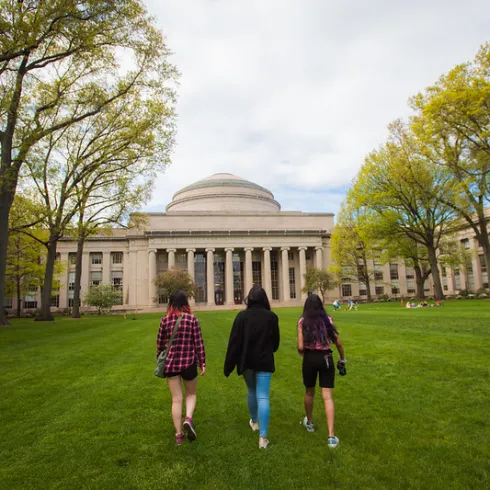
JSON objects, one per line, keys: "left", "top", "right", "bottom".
{"left": 142, "top": 0, "right": 490, "bottom": 217}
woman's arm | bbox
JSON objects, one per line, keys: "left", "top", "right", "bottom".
{"left": 297, "top": 319, "right": 304, "bottom": 356}
{"left": 334, "top": 335, "right": 345, "bottom": 361}
{"left": 156, "top": 318, "right": 166, "bottom": 357}
{"left": 271, "top": 314, "right": 280, "bottom": 353}
{"left": 223, "top": 315, "right": 242, "bottom": 377}
{"left": 192, "top": 316, "right": 206, "bottom": 375}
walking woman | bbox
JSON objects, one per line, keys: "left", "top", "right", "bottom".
{"left": 224, "top": 286, "right": 280, "bottom": 449}
{"left": 297, "top": 294, "right": 345, "bottom": 448}
{"left": 156, "top": 290, "right": 206, "bottom": 446}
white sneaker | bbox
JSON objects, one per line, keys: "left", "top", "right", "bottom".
{"left": 249, "top": 419, "right": 259, "bottom": 432}
{"left": 259, "top": 438, "right": 269, "bottom": 449}
{"left": 328, "top": 436, "right": 339, "bottom": 448}
{"left": 303, "top": 416, "right": 315, "bottom": 432}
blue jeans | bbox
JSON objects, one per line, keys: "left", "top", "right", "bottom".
{"left": 243, "top": 370, "right": 271, "bottom": 438}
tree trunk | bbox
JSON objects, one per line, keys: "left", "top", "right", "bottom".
{"left": 476, "top": 222, "right": 490, "bottom": 289}
{"left": 414, "top": 265, "right": 426, "bottom": 299}
{"left": 427, "top": 246, "right": 444, "bottom": 300}
{"left": 71, "top": 236, "right": 85, "bottom": 318}
{"left": 36, "top": 233, "right": 59, "bottom": 321}
{"left": 16, "top": 279, "right": 21, "bottom": 318}
{"left": 0, "top": 189, "right": 16, "bottom": 325}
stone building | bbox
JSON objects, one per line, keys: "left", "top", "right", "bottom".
{"left": 6, "top": 173, "right": 489, "bottom": 311}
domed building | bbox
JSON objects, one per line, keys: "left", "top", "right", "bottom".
{"left": 54, "top": 173, "right": 335, "bottom": 309}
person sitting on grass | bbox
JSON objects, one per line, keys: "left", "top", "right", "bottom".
{"left": 156, "top": 290, "right": 206, "bottom": 446}
{"left": 297, "top": 294, "right": 346, "bottom": 449}
{"left": 224, "top": 286, "right": 280, "bottom": 449}
{"left": 333, "top": 299, "right": 341, "bottom": 311}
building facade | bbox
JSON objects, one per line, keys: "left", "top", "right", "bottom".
{"left": 6, "top": 173, "right": 489, "bottom": 312}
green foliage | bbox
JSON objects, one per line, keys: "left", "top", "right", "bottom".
{"left": 83, "top": 284, "right": 121, "bottom": 314}
{"left": 302, "top": 267, "right": 337, "bottom": 301}
{"left": 154, "top": 268, "right": 196, "bottom": 301}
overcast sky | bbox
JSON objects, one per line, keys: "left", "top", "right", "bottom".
{"left": 142, "top": 0, "right": 489, "bottom": 219}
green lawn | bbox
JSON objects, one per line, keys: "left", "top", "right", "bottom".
{"left": 1, "top": 301, "right": 489, "bottom": 490}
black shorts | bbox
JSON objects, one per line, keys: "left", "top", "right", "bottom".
{"left": 166, "top": 363, "right": 198, "bottom": 381}
{"left": 302, "top": 350, "right": 335, "bottom": 389}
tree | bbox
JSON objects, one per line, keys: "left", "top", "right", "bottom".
{"left": 0, "top": 0, "right": 177, "bottom": 324}
{"left": 351, "top": 121, "right": 457, "bottom": 300}
{"left": 23, "top": 81, "right": 173, "bottom": 321}
{"left": 154, "top": 269, "right": 196, "bottom": 303}
{"left": 302, "top": 267, "right": 337, "bottom": 302}
{"left": 84, "top": 283, "right": 121, "bottom": 314}
{"left": 410, "top": 42, "right": 490, "bottom": 277}
{"left": 330, "top": 204, "right": 378, "bottom": 301}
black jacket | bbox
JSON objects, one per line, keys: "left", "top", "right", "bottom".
{"left": 224, "top": 305, "right": 280, "bottom": 377}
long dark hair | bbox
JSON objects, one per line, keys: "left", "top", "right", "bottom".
{"left": 167, "top": 289, "right": 192, "bottom": 317}
{"left": 301, "top": 293, "right": 338, "bottom": 345}
{"left": 245, "top": 286, "right": 271, "bottom": 311}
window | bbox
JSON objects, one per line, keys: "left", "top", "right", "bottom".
{"left": 252, "top": 261, "right": 262, "bottom": 287}
{"left": 271, "top": 251, "right": 279, "bottom": 300}
{"left": 341, "top": 284, "right": 352, "bottom": 297}
{"left": 375, "top": 286, "right": 384, "bottom": 296}
{"left": 391, "top": 286, "right": 399, "bottom": 295}
{"left": 288, "top": 251, "right": 294, "bottom": 262}
{"left": 50, "top": 293, "right": 60, "bottom": 307}
{"left": 91, "top": 252, "right": 102, "bottom": 265}
{"left": 68, "top": 253, "right": 77, "bottom": 265}
{"left": 454, "top": 269, "right": 461, "bottom": 290}
{"left": 24, "top": 294, "right": 37, "bottom": 309}
{"left": 461, "top": 238, "right": 470, "bottom": 250}
{"left": 90, "top": 271, "right": 102, "bottom": 286}
{"left": 289, "top": 267, "right": 296, "bottom": 299}
{"left": 112, "top": 252, "right": 123, "bottom": 264}
{"left": 405, "top": 266, "right": 415, "bottom": 279}
{"left": 68, "top": 272, "right": 75, "bottom": 307}
{"left": 111, "top": 271, "right": 123, "bottom": 306}
{"left": 374, "top": 271, "right": 383, "bottom": 281}
{"left": 359, "top": 289, "right": 367, "bottom": 296}
{"left": 389, "top": 263, "right": 399, "bottom": 280}
{"left": 176, "top": 252, "right": 187, "bottom": 270}
{"left": 305, "top": 252, "right": 312, "bottom": 261}
{"left": 480, "top": 254, "right": 487, "bottom": 273}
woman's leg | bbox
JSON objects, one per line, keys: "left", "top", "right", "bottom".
{"left": 304, "top": 386, "right": 315, "bottom": 423}
{"left": 183, "top": 377, "right": 198, "bottom": 420}
{"left": 167, "top": 376, "right": 184, "bottom": 434}
{"left": 321, "top": 388, "right": 335, "bottom": 437}
{"left": 243, "top": 369, "right": 258, "bottom": 423}
{"left": 256, "top": 372, "right": 272, "bottom": 439}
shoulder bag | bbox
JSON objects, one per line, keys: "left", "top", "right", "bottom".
{"left": 154, "top": 315, "right": 183, "bottom": 378}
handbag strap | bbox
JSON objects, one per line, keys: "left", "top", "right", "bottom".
{"left": 163, "top": 314, "right": 183, "bottom": 357}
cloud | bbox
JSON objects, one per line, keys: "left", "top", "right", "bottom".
{"left": 142, "top": 0, "right": 490, "bottom": 217}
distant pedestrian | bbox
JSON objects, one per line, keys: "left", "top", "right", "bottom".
{"left": 297, "top": 294, "right": 346, "bottom": 448}
{"left": 156, "top": 290, "right": 206, "bottom": 446}
{"left": 224, "top": 286, "right": 280, "bottom": 449}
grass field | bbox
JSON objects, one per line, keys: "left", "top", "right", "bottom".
{"left": 1, "top": 301, "right": 489, "bottom": 490}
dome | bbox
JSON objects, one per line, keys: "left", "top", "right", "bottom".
{"left": 166, "top": 173, "right": 281, "bottom": 212}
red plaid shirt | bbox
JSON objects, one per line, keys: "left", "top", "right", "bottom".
{"left": 156, "top": 312, "right": 206, "bottom": 374}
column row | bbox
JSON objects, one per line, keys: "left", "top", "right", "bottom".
{"left": 148, "top": 245, "right": 323, "bottom": 306}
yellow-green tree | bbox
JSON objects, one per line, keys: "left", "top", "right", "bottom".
{"left": 302, "top": 267, "right": 337, "bottom": 302}
{"left": 0, "top": 0, "right": 177, "bottom": 324}
{"left": 351, "top": 121, "right": 457, "bottom": 300}
{"left": 410, "top": 42, "right": 490, "bottom": 275}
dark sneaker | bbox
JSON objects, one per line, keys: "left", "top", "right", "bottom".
{"left": 183, "top": 417, "right": 197, "bottom": 441}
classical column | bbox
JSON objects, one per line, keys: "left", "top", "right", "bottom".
{"left": 167, "top": 248, "right": 176, "bottom": 270}
{"left": 186, "top": 248, "right": 196, "bottom": 305}
{"left": 80, "top": 251, "right": 90, "bottom": 304}
{"left": 129, "top": 250, "right": 137, "bottom": 307}
{"left": 148, "top": 249, "right": 157, "bottom": 306}
{"left": 315, "top": 246, "right": 323, "bottom": 270}
{"left": 206, "top": 247, "right": 215, "bottom": 306}
{"left": 186, "top": 248, "right": 196, "bottom": 280}
{"left": 102, "top": 251, "right": 111, "bottom": 285}
{"left": 123, "top": 251, "right": 130, "bottom": 305}
{"left": 244, "top": 247, "right": 254, "bottom": 294}
{"left": 281, "top": 247, "right": 290, "bottom": 302}
{"left": 471, "top": 239, "right": 483, "bottom": 290}
{"left": 299, "top": 246, "right": 307, "bottom": 300}
{"left": 225, "top": 247, "right": 234, "bottom": 306}
{"left": 263, "top": 247, "right": 272, "bottom": 299}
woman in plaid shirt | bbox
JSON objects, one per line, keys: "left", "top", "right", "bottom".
{"left": 157, "top": 290, "right": 206, "bottom": 446}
